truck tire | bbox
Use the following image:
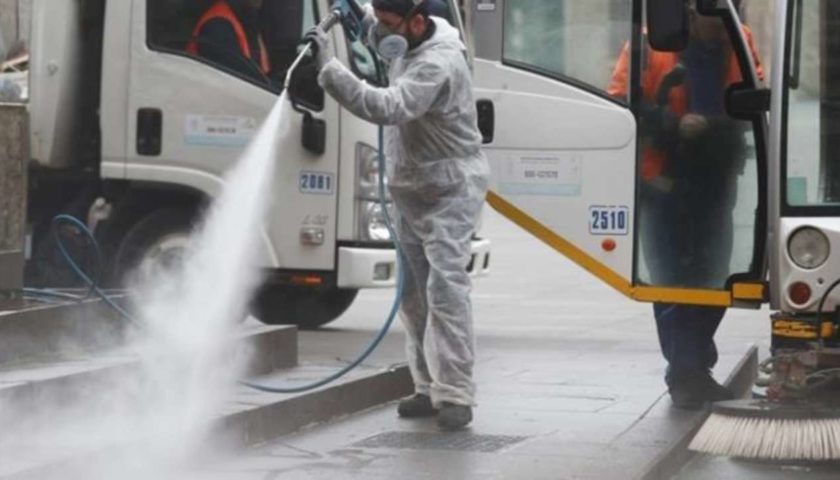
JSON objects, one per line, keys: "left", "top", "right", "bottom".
{"left": 112, "top": 208, "right": 195, "bottom": 287}
{"left": 250, "top": 286, "right": 359, "bottom": 330}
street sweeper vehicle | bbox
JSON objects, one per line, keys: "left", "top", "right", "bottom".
{"left": 19, "top": 0, "right": 489, "bottom": 329}
{"left": 469, "top": 0, "right": 840, "bottom": 461}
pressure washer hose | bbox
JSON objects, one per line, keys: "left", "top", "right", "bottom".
{"left": 41, "top": 35, "right": 406, "bottom": 394}
{"left": 26, "top": 214, "right": 135, "bottom": 323}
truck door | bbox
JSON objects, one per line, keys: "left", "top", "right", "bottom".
{"left": 472, "top": 0, "right": 768, "bottom": 307}
{"left": 119, "top": 0, "right": 340, "bottom": 271}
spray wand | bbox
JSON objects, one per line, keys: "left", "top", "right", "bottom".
{"left": 284, "top": 0, "right": 367, "bottom": 90}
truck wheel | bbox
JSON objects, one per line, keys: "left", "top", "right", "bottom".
{"left": 250, "top": 286, "right": 359, "bottom": 330}
{"left": 113, "top": 208, "right": 195, "bottom": 287}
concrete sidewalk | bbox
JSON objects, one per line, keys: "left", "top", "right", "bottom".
{"left": 186, "top": 210, "right": 771, "bottom": 479}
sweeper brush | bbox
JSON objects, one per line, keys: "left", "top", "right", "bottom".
{"left": 690, "top": 318, "right": 840, "bottom": 461}
{"left": 689, "top": 399, "right": 840, "bottom": 461}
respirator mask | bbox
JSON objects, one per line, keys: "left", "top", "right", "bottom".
{"left": 369, "top": 0, "right": 425, "bottom": 60}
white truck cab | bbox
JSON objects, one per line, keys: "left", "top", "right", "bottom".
{"left": 26, "top": 0, "right": 490, "bottom": 328}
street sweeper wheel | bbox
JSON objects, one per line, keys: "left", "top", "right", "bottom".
{"left": 250, "top": 285, "right": 359, "bottom": 330}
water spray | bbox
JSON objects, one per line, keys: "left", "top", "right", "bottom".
{"left": 39, "top": 0, "right": 407, "bottom": 395}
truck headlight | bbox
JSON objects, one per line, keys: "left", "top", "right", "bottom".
{"left": 360, "top": 201, "right": 395, "bottom": 241}
{"left": 356, "top": 142, "right": 394, "bottom": 242}
{"left": 356, "top": 143, "right": 390, "bottom": 201}
{"left": 788, "top": 227, "right": 830, "bottom": 270}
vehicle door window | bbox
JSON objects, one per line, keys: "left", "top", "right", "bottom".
{"left": 784, "top": 0, "right": 840, "bottom": 209}
{"left": 634, "top": 7, "right": 764, "bottom": 289}
{"left": 146, "top": 0, "right": 315, "bottom": 92}
{"left": 502, "top": 0, "right": 632, "bottom": 103}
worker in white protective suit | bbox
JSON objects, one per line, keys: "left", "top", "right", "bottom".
{"left": 305, "top": 0, "right": 489, "bottom": 430}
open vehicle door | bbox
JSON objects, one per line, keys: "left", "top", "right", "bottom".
{"left": 471, "top": 0, "right": 769, "bottom": 307}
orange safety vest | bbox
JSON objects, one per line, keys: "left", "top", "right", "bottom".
{"left": 186, "top": 0, "right": 271, "bottom": 75}
{"left": 607, "top": 27, "right": 764, "bottom": 182}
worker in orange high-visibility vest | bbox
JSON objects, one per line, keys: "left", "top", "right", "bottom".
{"left": 608, "top": 2, "right": 763, "bottom": 410}
{"left": 187, "top": 0, "right": 271, "bottom": 82}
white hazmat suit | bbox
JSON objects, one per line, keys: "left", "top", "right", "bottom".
{"left": 318, "top": 17, "right": 489, "bottom": 408}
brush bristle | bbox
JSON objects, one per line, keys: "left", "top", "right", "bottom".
{"left": 690, "top": 412, "right": 840, "bottom": 460}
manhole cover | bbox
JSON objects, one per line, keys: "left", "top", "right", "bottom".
{"left": 353, "top": 431, "right": 528, "bottom": 453}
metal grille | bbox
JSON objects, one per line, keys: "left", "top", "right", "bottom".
{"left": 354, "top": 431, "right": 528, "bottom": 453}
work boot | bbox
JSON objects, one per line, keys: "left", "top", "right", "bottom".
{"left": 437, "top": 402, "right": 473, "bottom": 430}
{"left": 397, "top": 394, "right": 438, "bottom": 418}
{"left": 668, "top": 370, "right": 734, "bottom": 410}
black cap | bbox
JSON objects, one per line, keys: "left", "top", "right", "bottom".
{"left": 372, "top": 0, "right": 428, "bottom": 18}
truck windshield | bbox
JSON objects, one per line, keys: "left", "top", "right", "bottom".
{"left": 785, "top": 0, "right": 840, "bottom": 208}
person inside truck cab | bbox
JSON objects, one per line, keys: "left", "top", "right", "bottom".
{"left": 607, "top": 1, "right": 763, "bottom": 410}
{"left": 259, "top": 0, "right": 306, "bottom": 78}
{"left": 186, "top": 0, "right": 271, "bottom": 83}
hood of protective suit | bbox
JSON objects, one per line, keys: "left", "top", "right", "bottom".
{"left": 317, "top": 10, "right": 487, "bottom": 188}
{"left": 409, "top": 16, "right": 467, "bottom": 59}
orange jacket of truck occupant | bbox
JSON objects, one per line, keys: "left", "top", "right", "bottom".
{"left": 186, "top": 0, "right": 271, "bottom": 75}
{"left": 607, "top": 28, "right": 764, "bottom": 182}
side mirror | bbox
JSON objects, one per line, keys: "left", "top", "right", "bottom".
{"left": 288, "top": 61, "right": 325, "bottom": 112}
{"left": 288, "top": 58, "right": 326, "bottom": 155}
{"left": 646, "top": 0, "right": 689, "bottom": 52}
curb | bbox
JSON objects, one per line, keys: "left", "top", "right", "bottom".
{"left": 0, "top": 299, "right": 125, "bottom": 365}
{"left": 0, "top": 326, "right": 298, "bottom": 411}
{"left": 636, "top": 344, "right": 759, "bottom": 480}
{"left": 220, "top": 364, "right": 413, "bottom": 448}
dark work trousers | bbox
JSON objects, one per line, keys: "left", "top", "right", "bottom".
{"left": 654, "top": 303, "right": 726, "bottom": 385}
{"left": 640, "top": 172, "right": 735, "bottom": 386}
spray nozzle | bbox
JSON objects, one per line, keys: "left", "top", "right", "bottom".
{"left": 287, "top": 1, "right": 371, "bottom": 92}
{"left": 331, "top": 0, "right": 368, "bottom": 41}
{"left": 296, "top": 0, "right": 367, "bottom": 67}
{"left": 302, "top": 0, "right": 366, "bottom": 53}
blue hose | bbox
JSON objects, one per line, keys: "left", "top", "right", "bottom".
{"left": 29, "top": 215, "right": 136, "bottom": 323}
{"left": 44, "top": 125, "right": 404, "bottom": 394}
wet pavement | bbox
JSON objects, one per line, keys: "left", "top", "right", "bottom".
{"left": 185, "top": 210, "right": 775, "bottom": 479}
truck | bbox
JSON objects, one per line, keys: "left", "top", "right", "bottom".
{"left": 20, "top": 0, "right": 490, "bottom": 329}
{"left": 468, "top": 0, "right": 840, "bottom": 460}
